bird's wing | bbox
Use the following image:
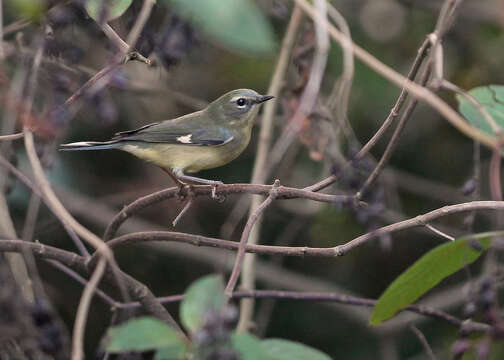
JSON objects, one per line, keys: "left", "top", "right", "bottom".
{"left": 112, "top": 117, "right": 233, "bottom": 146}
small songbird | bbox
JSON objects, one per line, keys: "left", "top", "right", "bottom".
{"left": 60, "top": 89, "right": 273, "bottom": 196}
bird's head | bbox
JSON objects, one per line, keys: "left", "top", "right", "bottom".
{"left": 207, "top": 89, "right": 274, "bottom": 128}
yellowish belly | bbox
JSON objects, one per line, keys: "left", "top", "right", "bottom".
{"left": 121, "top": 142, "right": 245, "bottom": 173}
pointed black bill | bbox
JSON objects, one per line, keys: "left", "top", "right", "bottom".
{"left": 255, "top": 95, "right": 274, "bottom": 104}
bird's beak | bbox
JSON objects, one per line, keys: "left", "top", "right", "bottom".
{"left": 255, "top": 95, "right": 274, "bottom": 104}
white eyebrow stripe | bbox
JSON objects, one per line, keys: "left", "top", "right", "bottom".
{"left": 176, "top": 134, "right": 193, "bottom": 144}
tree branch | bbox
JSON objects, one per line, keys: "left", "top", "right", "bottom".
{"left": 103, "top": 183, "right": 356, "bottom": 241}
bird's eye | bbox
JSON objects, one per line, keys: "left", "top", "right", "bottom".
{"left": 236, "top": 98, "right": 247, "bottom": 107}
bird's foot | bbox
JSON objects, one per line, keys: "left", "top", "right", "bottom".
{"left": 210, "top": 181, "right": 226, "bottom": 202}
{"left": 175, "top": 182, "right": 192, "bottom": 201}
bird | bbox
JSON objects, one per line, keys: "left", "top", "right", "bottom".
{"left": 60, "top": 89, "right": 274, "bottom": 197}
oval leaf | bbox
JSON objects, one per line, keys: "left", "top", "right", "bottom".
{"left": 105, "top": 316, "right": 185, "bottom": 353}
{"left": 85, "top": 0, "right": 133, "bottom": 22}
{"left": 370, "top": 233, "right": 494, "bottom": 325}
{"left": 155, "top": 346, "right": 187, "bottom": 360}
{"left": 457, "top": 85, "right": 504, "bottom": 136}
{"left": 168, "top": 0, "right": 276, "bottom": 55}
{"left": 231, "top": 332, "right": 265, "bottom": 360}
{"left": 180, "top": 274, "right": 225, "bottom": 333}
{"left": 261, "top": 339, "right": 331, "bottom": 360}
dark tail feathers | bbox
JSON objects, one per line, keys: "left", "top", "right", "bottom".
{"left": 59, "top": 141, "right": 119, "bottom": 151}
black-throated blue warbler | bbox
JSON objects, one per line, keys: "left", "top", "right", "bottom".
{"left": 60, "top": 89, "right": 273, "bottom": 196}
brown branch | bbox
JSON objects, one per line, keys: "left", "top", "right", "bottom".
{"left": 410, "top": 325, "right": 437, "bottom": 360}
{"left": 103, "top": 183, "right": 356, "bottom": 241}
{"left": 0, "top": 240, "right": 87, "bottom": 272}
{"left": 0, "top": 132, "right": 23, "bottom": 141}
{"left": 335, "top": 201, "right": 504, "bottom": 256}
{"left": 231, "top": 290, "right": 489, "bottom": 333}
{"left": 225, "top": 181, "right": 280, "bottom": 297}
{"left": 110, "top": 289, "right": 489, "bottom": 334}
{"left": 72, "top": 257, "right": 106, "bottom": 360}
{"left": 304, "top": 38, "right": 431, "bottom": 193}
{"left": 357, "top": 65, "right": 433, "bottom": 199}
{"left": 0, "top": 153, "right": 91, "bottom": 256}
{"left": 0, "top": 238, "right": 186, "bottom": 337}
{"left": 99, "top": 199, "right": 504, "bottom": 260}
{"left": 98, "top": 231, "right": 334, "bottom": 265}
{"left": 47, "top": 260, "right": 117, "bottom": 307}
{"left": 172, "top": 196, "right": 194, "bottom": 227}
{"left": 294, "top": 0, "right": 497, "bottom": 149}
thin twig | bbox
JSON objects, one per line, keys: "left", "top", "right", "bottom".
{"left": 2, "top": 19, "right": 30, "bottom": 37}
{"left": 410, "top": 324, "right": 437, "bottom": 360}
{"left": 99, "top": 21, "right": 149, "bottom": 65}
{"left": 357, "top": 66, "right": 432, "bottom": 199}
{"left": 0, "top": 238, "right": 185, "bottom": 337}
{"left": 125, "top": 0, "right": 155, "bottom": 48}
{"left": 303, "top": 39, "right": 432, "bottom": 194}
{"left": 0, "top": 0, "right": 3, "bottom": 59}
{"left": 490, "top": 145, "right": 503, "bottom": 201}
{"left": 356, "top": 39, "right": 431, "bottom": 160}
{"left": 172, "top": 197, "right": 194, "bottom": 227}
{"left": 110, "top": 290, "right": 490, "bottom": 333}
{"left": 0, "top": 153, "right": 90, "bottom": 256}
{"left": 62, "top": 0, "right": 154, "bottom": 114}
{"left": 24, "top": 130, "right": 110, "bottom": 252}
{"left": 48, "top": 260, "right": 118, "bottom": 307}
{"left": 0, "top": 132, "right": 23, "bottom": 141}
{"left": 225, "top": 180, "right": 280, "bottom": 298}
{"left": 326, "top": 2, "right": 354, "bottom": 135}
{"left": 72, "top": 257, "right": 106, "bottom": 360}
{"left": 424, "top": 223, "right": 455, "bottom": 242}
{"left": 335, "top": 202, "right": 504, "bottom": 256}
{"left": 293, "top": 0, "right": 498, "bottom": 149}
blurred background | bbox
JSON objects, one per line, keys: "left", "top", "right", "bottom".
{"left": 2, "top": 0, "right": 504, "bottom": 358}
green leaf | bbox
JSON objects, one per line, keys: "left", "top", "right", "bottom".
{"left": 370, "top": 233, "right": 494, "bottom": 325}
{"left": 180, "top": 274, "right": 225, "bottom": 333}
{"left": 155, "top": 346, "right": 187, "bottom": 360}
{"left": 85, "top": 0, "right": 133, "bottom": 22}
{"left": 261, "top": 339, "right": 332, "bottom": 360}
{"left": 231, "top": 332, "right": 265, "bottom": 360}
{"left": 7, "top": 0, "right": 46, "bottom": 21}
{"left": 457, "top": 85, "right": 504, "bottom": 136}
{"left": 105, "top": 317, "right": 185, "bottom": 353}
{"left": 167, "top": 0, "right": 276, "bottom": 55}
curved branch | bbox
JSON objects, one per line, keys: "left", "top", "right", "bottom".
{"left": 294, "top": 0, "right": 497, "bottom": 149}
{"left": 103, "top": 184, "right": 356, "bottom": 241}
{"left": 335, "top": 201, "right": 504, "bottom": 255}
{"left": 99, "top": 201, "right": 504, "bottom": 263}
{"left": 0, "top": 239, "right": 87, "bottom": 272}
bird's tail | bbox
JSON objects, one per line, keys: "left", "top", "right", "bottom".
{"left": 59, "top": 140, "right": 119, "bottom": 151}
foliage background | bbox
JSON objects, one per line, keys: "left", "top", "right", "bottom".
{"left": 2, "top": 0, "right": 504, "bottom": 358}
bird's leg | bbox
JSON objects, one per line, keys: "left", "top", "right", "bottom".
{"left": 176, "top": 173, "right": 224, "bottom": 200}
{"left": 160, "top": 167, "right": 188, "bottom": 198}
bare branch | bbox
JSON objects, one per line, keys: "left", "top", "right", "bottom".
{"left": 335, "top": 201, "right": 504, "bottom": 256}
{"left": 72, "top": 257, "right": 106, "bottom": 360}
{"left": 294, "top": 0, "right": 498, "bottom": 149}
{"left": 226, "top": 180, "right": 279, "bottom": 297}
{"left": 0, "top": 132, "right": 23, "bottom": 141}
{"left": 410, "top": 325, "right": 437, "bottom": 360}
{"left": 103, "top": 183, "right": 356, "bottom": 241}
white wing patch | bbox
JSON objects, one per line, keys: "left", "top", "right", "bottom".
{"left": 176, "top": 134, "right": 193, "bottom": 144}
